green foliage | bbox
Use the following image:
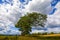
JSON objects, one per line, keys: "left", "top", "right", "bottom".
{"left": 15, "top": 12, "right": 47, "bottom": 35}
{"left": 50, "top": 32, "right": 54, "bottom": 34}
{"left": 41, "top": 32, "right": 47, "bottom": 35}
{"left": 27, "top": 12, "right": 47, "bottom": 27}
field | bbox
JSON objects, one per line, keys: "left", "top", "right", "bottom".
{"left": 0, "top": 34, "right": 60, "bottom": 40}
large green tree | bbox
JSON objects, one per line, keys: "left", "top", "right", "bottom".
{"left": 15, "top": 12, "right": 47, "bottom": 35}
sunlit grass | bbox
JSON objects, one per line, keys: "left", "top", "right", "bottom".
{"left": 0, "top": 34, "right": 60, "bottom": 40}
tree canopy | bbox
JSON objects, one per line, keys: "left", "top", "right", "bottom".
{"left": 15, "top": 12, "right": 47, "bottom": 35}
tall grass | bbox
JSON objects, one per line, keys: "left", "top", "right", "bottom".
{"left": 0, "top": 34, "right": 60, "bottom": 40}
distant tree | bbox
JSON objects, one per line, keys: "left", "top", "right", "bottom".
{"left": 42, "top": 32, "right": 47, "bottom": 35}
{"left": 15, "top": 12, "right": 47, "bottom": 35}
{"left": 50, "top": 32, "right": 54, "bottom": 34}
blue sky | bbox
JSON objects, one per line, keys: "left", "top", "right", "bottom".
{"left": 0, "top": 0, "right": 3, "bottom": 3}
{"left": 0, "top": 0, "right": 60, "bottom": 34}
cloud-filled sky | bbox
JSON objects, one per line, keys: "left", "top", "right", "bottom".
{"left": 0, "top": 0, "right": 60, "bottom": 34}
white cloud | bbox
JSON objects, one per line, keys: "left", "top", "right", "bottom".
{"left": 45, "top": 2, "right": 60, "bottom": 33}
{"left": 31, "top": 30, "right": 45, "bottom": 33}
{"left": 24, "top": 0, "right": 53, "bottom": 14}
{"left": 0, "top": 0, "right": 60, "bottom": 34}
{"left": 47, "top": 27, "right": 60, "bottom": 33}
{"left": 47, "top": 2, "right": 60, "bottom": 27}
{"left": 0, "top": 0, "right": 31, "bottom": 34}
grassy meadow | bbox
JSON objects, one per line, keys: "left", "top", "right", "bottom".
{"left": 0, "top": 34, "right": 60, "bottom": 40}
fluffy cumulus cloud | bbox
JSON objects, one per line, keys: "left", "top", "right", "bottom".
{"left": 25, "top": 0, "right": 53, "bottom": 14}
{"left": 46, "top": 2, "right": 60, "bottom": 33}
{"left": 0, "top": 0, "right": 31, "bottom": 35}
{"left": 48, "top": 2, "right": 60, "bottom": 26}
{"left": 0, "top": 0, "right": 60, "bottom": 34}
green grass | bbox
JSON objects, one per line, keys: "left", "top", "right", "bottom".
{"left": 0, "top": 34, "right": 60, "bottom": 40}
